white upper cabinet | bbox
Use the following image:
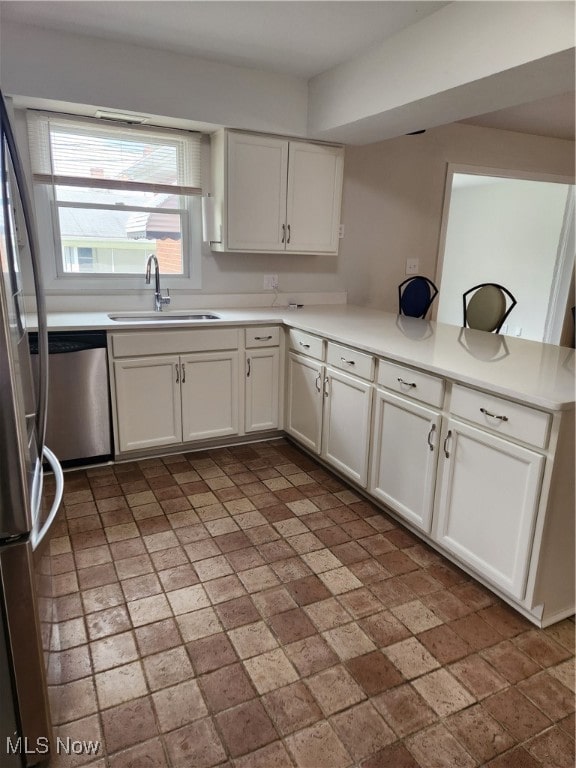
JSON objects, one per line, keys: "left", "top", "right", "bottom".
{"left": 210, "top": 130, "right": 344, "bottom": 254}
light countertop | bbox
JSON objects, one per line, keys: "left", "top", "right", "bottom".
{"left": 35, "top": 305, "right": 575, "bottom": 411}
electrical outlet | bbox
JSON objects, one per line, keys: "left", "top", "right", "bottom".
{"left": 338, "top": 224, "right": 345, "bottom": 239}
{"left": 405, "top": 258, "right": 419, "bottom": 275}
{"left": 263, "top": 274, "right": 279, "bottom": 290}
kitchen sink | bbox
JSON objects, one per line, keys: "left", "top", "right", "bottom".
{"left": 108, "top": 312, "right": 221, "bottom": 322}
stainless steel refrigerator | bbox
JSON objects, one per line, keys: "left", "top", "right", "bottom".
{"left": 0, "top": 92, "right": 64, "bottom": 766}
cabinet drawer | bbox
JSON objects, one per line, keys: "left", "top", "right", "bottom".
{"left": 450, "top": 385, "right": 551, "bottom": 448}
{"left": 377, "top": 360, "right": 444, "bottom": 407}
{"left": 111, "top": 329, "right": 240, "bottom": 358}
{"left": 326, "top": 342, "right": 374, "bottom": 381}
{"left": 288, "top": 329, "right": 324, "bottom": 360}
{"left": 245, "top": 326, "right": 280, "bottom": 348}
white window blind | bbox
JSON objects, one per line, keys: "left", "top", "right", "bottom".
{"left": 26, "top": 111, "right": 203, "bottom": 279}
{"left": 27, "top": 111, "right": 202, "bottom": 195}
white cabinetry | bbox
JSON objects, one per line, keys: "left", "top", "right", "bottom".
{"left": 181, "top": 351, "right": 239, "bottom": 442}
{"left": 285, "top": 332, "right": 374, "bottom": 486}
{"left": 245, "top": 327, "right": 281, "bottom": 433}
{"left": 435, "top": 417, "right": 544, "bottom": 599}
{"left": 370, "top": 360, "right": 444, "bottom": 533}
{"left": 434, "top": 385, "right": 549, "bottom": 600}
{"left": 110, "top": 329, "right": 241, "bottom": 455}
{"left": 210, "top": 131, "right": 344, "bottom": 254}
{"left": 114, "top": 356, "right": 182, "bottom": 453}
{"left": 370, "top": 389, "right": 441, "bottom": 533}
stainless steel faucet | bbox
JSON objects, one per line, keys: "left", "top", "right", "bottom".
{"left": 145, "top": 254, "right": 170, "bottom": 312}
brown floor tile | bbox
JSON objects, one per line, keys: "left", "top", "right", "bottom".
{"left": 449, "top": 652, "right": 509, "bottom": 699}
{"left": 164, "top": 717, "right": 227, "bottom": 767}
{"left": 152, "top": 679, "right": 208, "bottom": 732}
{"left": 285, "top": 721, "right": 353, "bottom": 768}
{"left": 284, "top": 634, "right": 339, "bottom": 677}
{"left": 345, "top": 650, "right": 404, "bottom": 694}
{"left": 518, "top": 670, "right": 575, "bottom": 720}
{"left": 330, "top": 700, "right": 395, "bottom": 761}
{"left": 101, "top": 695, "right": 158, "bottom": 753}
{"left": 514, "top": 629, "right": 573, "bottom": 667}
{"left": 373, "top": 682, "right": 437, "bottom": 738}
{"left": 215, "top": 698, "right": 278, "bottom": 757}
{"left": 269, "top": 607, "right": 317, "bottom": 644}
{"left": 48, "top": 443, "right": 575, "bottom": 768}
{"left": 262, "top": 680, "right": 323, "bottom": 735}
{"left": 481, "top": 639, "right": 541, "bottom": 683}
{"left": 214, "top": 595, "right": 261, "bottom": 629}
{"left": 483, "top": 686, "right": 553, "bottom": 741}
{"left": 134, "top": 617, "right": 182, "bottom": 657}
{"left": 199, "top": 662, "right": 256, "bottom": 712}
{"left": 306, "top": 664, "right": 366, "bottom": 716}
{"left": 525, "top": 725, "right": 576, "bottom": 767}
{"left": 417, "top": 623, "right": 471, "bottom": 664}
{"left": 405, "top": 723, "right": 476, "bottom": 768}
{"left": 445, "top": 703, "right": 515, "bottom": 762}
{"left": 186, "top": 632, "right": 237, "bottom": 674}
{"left": 361, "top": 742, "right": 421, "bottom": 768}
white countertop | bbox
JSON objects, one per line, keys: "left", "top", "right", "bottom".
{"left": 37, "top": 305, "right": 575, "bottom": 411}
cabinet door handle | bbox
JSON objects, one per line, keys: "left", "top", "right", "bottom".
{"left": 281, "top": 224, "right": 286, "bottom": 244}
{"left": 480, "top": 407, "right": 508, "bottom": 423}
{"left": 247, "top": 358, "right": 251, "bottom": 378}
{"left": 397, "top": 377, "right": 416, "bottom": 388}
{"left": 315, "top": 372, "right": 322, "bottom": 392}
{"left": 323, "top": 376, "right": 329, "bottom": 397}
{"left": 175, "top": 363, "right": 180, "bottom": 384}
{"left": 254, "top": 335, "right": 272, "bottom": 341}
{"left": 427, "top": 423, "right": 436, "bottom": 452}
{"left": 340, "top": 357, "right": 355, "bottom": 366}
{"left": 443, "top": 429, "right": 452, "bottom": 459}
{"left": 299, "top": 341, "right": 310, "bottom": 349}
{"left": 287, "top": 224, "right": 291, "bottom": 243}
{"left": 181, "top": 363, "right": 186, "bottom": 383}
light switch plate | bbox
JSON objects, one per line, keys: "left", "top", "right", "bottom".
{"left": 405, "top": 258, "right": 419, "bottom": 275}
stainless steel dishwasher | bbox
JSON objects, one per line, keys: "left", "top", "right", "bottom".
{"left": 29, "top": 330, "right": 112, "bottom": 464}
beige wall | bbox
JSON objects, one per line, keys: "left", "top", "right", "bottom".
{"left": 340, "top": 122, "right": 575, "bottom": 312}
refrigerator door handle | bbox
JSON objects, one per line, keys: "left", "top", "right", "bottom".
{"left": 30, "top": 446, "right": 63, "bottom": 552}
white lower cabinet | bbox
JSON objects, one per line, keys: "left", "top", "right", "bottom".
{"left": 181, "top": 351, "right": 239, "bottom": 442}
{"left": 114, "top": 356, "right": 182, "bottom": 453}
{"left": 321, "top": 367, "right": 372, "bottom": 486}
{"left": 434, "top": 418, "right": 545, "bottom": 599}
{"left": 369, "top": 388, "right": 441, "bottom": 533}
{"left": 245, "top": 347, "right": 280, "bottom": 433}
{"left": 285, "top": 351, "right": 323, "bottom": 452}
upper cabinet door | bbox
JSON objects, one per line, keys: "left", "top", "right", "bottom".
{"left": 226, "top": 133, "right": 288, "bottom": 252}
{"left": 285, "top": 143, "right": 343, "bottom": 254}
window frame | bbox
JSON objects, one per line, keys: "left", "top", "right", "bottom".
{"left": 27, "top": 111, "right": 204, "bottom": 293}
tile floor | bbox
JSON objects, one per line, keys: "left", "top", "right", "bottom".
{"left": 43, "top": 439, "right": 575, "bottom": 767}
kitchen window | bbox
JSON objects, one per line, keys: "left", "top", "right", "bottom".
{"left": 26, "top": 111, "right": 203, "bottom": 290}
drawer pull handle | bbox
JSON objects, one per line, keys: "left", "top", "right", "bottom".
{"left": 181, "top": 363, "right": 186, "bottom": 384}
{"left": 254, "top": 335, "right": 273, "bottom": 341}
{"left": 299, "top": 342, "right": 310, "bottom": 349}
{"left": 281, "top": 224, "right": 286, "bottom": 244}
{"left": 247, "top": 358, "right": 251, "bottom": 378}
{"left": 480, "top": 407, "right": 508, "bottom": 423}
{"left": 175, "top": 364, "right": 180, "bottom": 384}
{"left": 427, "top": 423, "right": 436, "bottom": 452}
{"left": 340, "top": 357, "right": 355, "bottom": 366}
{"left": 323, "top": 376, "right": 329, "bottom": 397}
{"left": 287, "top": 224, "right": 291, "bottom": 244}
{"left": 443, "top": 430, "right": 452, "bottom": 459}
{"left": 398, "top": 377, "right": 416, "bottom": 388}
{"left": 315, "top": 372, "right": 322, "bottom": 392}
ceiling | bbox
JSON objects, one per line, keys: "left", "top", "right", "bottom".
{"left": 1, "top": 1, "right": 574, "bottom": 140}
